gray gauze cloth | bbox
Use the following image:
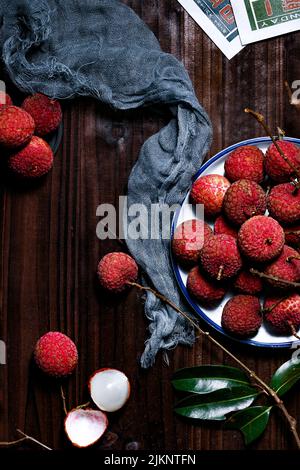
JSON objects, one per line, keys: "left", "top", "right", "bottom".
{"left": 0, "top": 0, "right": 212, "bottom": 367}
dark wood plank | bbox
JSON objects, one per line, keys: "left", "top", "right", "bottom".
{"left": 1, "top": 0, "right": 300, "bottom": 451}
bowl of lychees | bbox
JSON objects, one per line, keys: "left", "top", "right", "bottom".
{"left": 171, "top": 136, "right": 300, "bottom": 348}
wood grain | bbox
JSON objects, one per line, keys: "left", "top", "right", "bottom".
{"left": 1, "top": 0, "right": 300, "bottom": 450}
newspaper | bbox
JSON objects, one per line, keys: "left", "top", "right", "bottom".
{"left": 231, "top": 0, "right": 300, "bottom": 45}
{"left": 177, "top": 0, "right": 243, "bottom": 59}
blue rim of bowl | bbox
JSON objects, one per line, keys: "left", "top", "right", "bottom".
{"left": 171, "top": 136, "right": 300, "bottom": 349}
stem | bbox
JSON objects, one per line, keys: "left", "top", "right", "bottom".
{"left": 128, "top": 281, "right": 300, "bottom": 449}
{"left": 16, "top": 429, "right": 52, "bottom": 451}
{"left": 250, "top": 267, "right": 300, "bottom": 289}
{"left": 245, "top": 108, "right": 300, "bottom": 183}
{"left": 288, "top": 322, "right": 300, "bottom": 340}
{"left": 60, "top": 385, "right": 68, "bottom": 415}
{"left": 0, "top": 437, "right": 27, "bottom": 446}
{"left": 75, "top": 401, "right": 91, "bottom": 410}
{"left": 287, "top": 255, "right": 300, "bottom": 262}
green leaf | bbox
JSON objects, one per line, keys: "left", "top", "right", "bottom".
{"left": 270, "top": 356, "right": 300, "bottom": 397}
{"left": 172, "top": 365, "right": 250, "bottom": 394}
{"left": 225, "top": 406, "right": 272, "bottom": 445}
{"left": 175, "top": 386, "right": 259, "bottom": 421}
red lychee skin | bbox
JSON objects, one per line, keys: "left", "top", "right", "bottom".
{"left": 223, "top": 179, "right": 267, "bottom": 226}
{"left": 284, "top": 224, "right": 300, "bottom": 247}
{"left": 172, "top": 219, "right": 212, "bottom": 268}
{"left": 8, "top": 136, "right": 54, "bottom": 178}
{"left": 264, "top": 294, "right": 300, "bottom": 334}
{"left": 34, "top": 332, "right": 78, "bottom": 377}
{"left": 187, "top": 266, "right": 226, "bottom": 306}
{"left": 200, "top": 234, "right": 242, "bottom": 281}
{"left": 224, "top": 146, "right": 265, "bottom": 183}
{"left": 222, "top": 295, "right": 262, "bottom": 338}
{"left": 265, "top": 141, "right": 300, "bottom": 182}
{"left": 97, "top": 252, "right": 138, "bottom": 293}
{"left": 0, "top": 106, "right": 35, "bottom": 148}
{"left": 0, "top": 91, "right": 12, "bottom": 108}
{"left": 190, "top": 174, "right": 230, "bottom": 218}
{"left": 233, "top": 269, "right": 263, "bottom": 295}
{"left": 267, "top": 183, "right": 300, "bottom": 225}
{"left": 264, "top": 245, "right": 300, "bottom": 289}
{"left": 238, "top": 216, "right": 284, "bottom": 263}
{"left": 214, "top": 215, "right": 238, "bottom": 239}
{"left": 22, "top": 93, "right": 62, "bottom": 136}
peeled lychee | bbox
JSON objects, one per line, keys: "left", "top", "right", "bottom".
{"left": 214, "top": 215, "right": 238, "bottom": 239}
{"left": 238, "top": 216, "right": 284, "bottom": 263}
{"left": 200, "top": 234, "right": 242, "bottom": 281}
{"left": 8, "top": 136, "right": 54, "bottom": 178}
{"left": 190, "top": 174, "right": 230, "bottom": 218}
{"left": 264, "top": 245, "right": 300, "bottom": 289}
{"left": 265, "top": 141, "right": 300, "bottom": 182}
{"left": 22, "top": 93, "right": 62, "bottom": 136}
{"left": 187, "top": 266, "right": 226, "bottom": 306}
{"left": 97, "top": 252, "right": 138, "bottom": 293}
{"left": 172, "top": 219, "right": 212, "bottom": 267}
{"left": 0, "top": 106, "right": 35, "bottom": 148}
{"left": 0, "top": 91, "right": 12, "bottom": 108}
{"left": 223, "top": 179, "right": 267, "bottom": 226}
{"left": 65, "top": 409, "right": 108, "bottom": 448}
{"left": 264, "top": 294, "right": 300, "bottom": 334}
{"left": 34, "top": 332, "right": 78, "bottom": 377}
{"left": 267, "top": 183, "right": 300, "bottom": 225}
{"left": 233, "top": 269, "right": 263, "bottom": 295}
{"left": 89, "top": 369, "right": 130, "bottom": 412}
{"left": 221, "top": 295, "right": 262, "bottom": 338}
{"left": 224, "top": 146, "right": 265, "bottom": 183}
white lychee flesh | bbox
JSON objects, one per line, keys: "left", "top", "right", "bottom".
{"left": 89, "top": 368, "right": 130, "bottom": 412}
{"left": 65, "top": 409, "right": 108, "bottom": 448}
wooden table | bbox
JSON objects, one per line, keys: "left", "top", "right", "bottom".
{"left": 1, "top": 0, "right": 300, "bottom": 451}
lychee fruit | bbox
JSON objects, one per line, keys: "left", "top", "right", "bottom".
{"left": 0, "top": 91, "right": 12, "bottom": 108}
{"left": 34, "top": 332, "right": 78, "bottom": 377}
{"left": 187, "top": 266, "right": 226, "bottom": 306}
{"left": 224, "top": 145, "right": 265, "bottom": 183}
{"left": 267, "top": 183, "right": 300, "bottom": 225}
{"left": 214, "top": 215, "right": 238, "bottom": 239}
{"left": 190, "top": 174, "right": 230, "bottom": 218}
{"left": 97, "top": 252, "right": 138, "bottom": 293}
{"left": 0, "top": 106, "right": 35, "bottom": 148}
{"left": 89, "top": 369, "right": 130, "bottom": 412}
{"left": 233, "top": 269, "right": 263, "bottom": 295}
{"left": 284, "top": 224, "right": 300, "bottom": 247}
{"left": 172, "top": 219, "right": 212, "bottom": 268}
{"left": 221, "top": 295, "right": 262, "bottom": 338}
{"left": 223, "top": 179, "right": 267, "bottom": 226}
{"left": 65, "top": 408, "right": 108, "bottom": 448}
{"left": 265, "top": 141, "right": 300, "bottom": 182}
{"left": 8, "top": 136, "right": 54, "bottom": 178}
{"left": 22, "top": 93, "right": 62, "bottom": 136}
{"left": 200, "top": 234, "right": 242, "bottom": 281}
{"left": 264, "top": 294, "right": 300, "bottom": 334}
{"left": 238, "top": 216, "right": 284, "bottom": 263}
{"left": 264, "top": 245, "right": 300, "bottom": 289}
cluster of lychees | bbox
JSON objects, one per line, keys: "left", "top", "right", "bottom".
{"left": 172, "top": 142, "right": 300, "bottom": 338}
{"left": 0, "top": 90, "right": 62, "bottom": 178}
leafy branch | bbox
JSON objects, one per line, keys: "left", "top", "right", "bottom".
{"left": 130, "top": 282, "right": 300, "bottom": 448}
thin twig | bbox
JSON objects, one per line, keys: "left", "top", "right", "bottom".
{"left": 250, "top": 267, "right": 300, "bottom": 289}
{"left": 289, "top": 322, "right": 300, "bottom": 340}
{"left": 60, "top": 385, "right": 68, "bottom": 415}
{"left": 16, "top": 429, "right": 52, "bottom": 451}
{"left": 129, "top": 281, "right": 300, "bottom": 449}
{"left": 0, "top": 437, "right": 27, "bottom": 446}
{"left": 245, "top": 108, "right": 300, "bottom": 184}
